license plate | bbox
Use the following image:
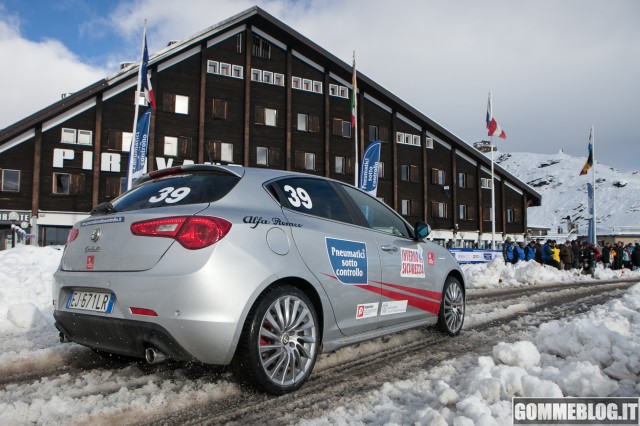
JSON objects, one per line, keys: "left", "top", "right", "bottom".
{"left": 66, "top": 291, "right": 115, "bottom": 313}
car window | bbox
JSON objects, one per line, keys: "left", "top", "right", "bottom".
{"left": 340, "top": 185, "right": 411, "bottom": 238}
{"left": 272, "top": 178, "right": 353, "bottom": 224}
{"left": 111, "top": 171, "right": 240, "bottom": 212}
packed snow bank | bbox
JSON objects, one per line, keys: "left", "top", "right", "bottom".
{"left": 462, "top": 257, "right": 640, "bottom": 289}
{"left": 0, "top": 245, "right": 62, "bottom": 331}
{"left": 300, "top": 283, "right": 640, "bottom": 425}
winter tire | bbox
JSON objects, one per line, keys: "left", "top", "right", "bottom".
{"left": 232, "top": 285, "right": 319, "bottom": 394}
{"left": 436, "top": 276, "right": 465, "bottom": 336}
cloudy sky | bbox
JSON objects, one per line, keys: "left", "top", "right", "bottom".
{"left": 1, "top": 0, "right": 639, "bottom": 171}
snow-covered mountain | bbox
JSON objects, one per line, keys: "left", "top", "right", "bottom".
{"left": 494, "top": 150, "right": 640, "bottom": 236}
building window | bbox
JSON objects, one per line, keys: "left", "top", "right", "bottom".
{"left": 402, "top": 165, "right": 419, "bottom": 182}
{"left": 257, "top": 147, "right": 269, "bottom": 166}
{"left": 53, "top": 173, "right": 84, "bottom": 195}
{"left": 401, "top": 199, "right": 412, "bottom": 216}
{"left": 431, "top": 168, "right": 446, "bottom": 185}
{"left": 231, "top": 65, "right": 243, "bottom": 78}
{"left": 335, "top": 156, "right": 345, "bottom": 174}
{"left": 459, "top": 204, "right": 468, "bottom": 220}
{"left": 274, "top": 73, "right": 285, "bottom": 86}
{"left": 107, "top": 130, "right": 133, "bottom": 152}
{"left": 297, "top": 113, "right": 309, "bottom": 131}
{"left": 431, "top": 201, "right": 447, "bottom": 218}
{"left": 206, "top": 141, "right": 234, "bottom": 163}
{"left": 78, "top": 130, "right": 92, "bottom": 145}
{"left": 219, "top": 63, "right": 231, "bottom": 76}
{"left": 292, "top": 76, "right": 302, "bottom": 89}
{"left": 425, "top": 137, "right": 434, "bottom": 149}
{"left": 368, "top": 125, "right": 379, "bottom": 142}
{"left": 61, "top": 128, "right": 77, "bottom": 144}
{"left": 256, "top": 106, "right": 278, "bottom": 127}
{"left": 164, "top": 136, "right": 192, "bottom": 158}
{"left": 213, "top": 99, "right": 228, "bottom": 119}
{"left": 329, "top": 84, "right": 338, "bottom": 96}
{"left": 302, "top": 79, "right": 312, "bottom": 91}
{"left": 378, "top": 162, "right": 385, "bottom": 179}
{"left": 312, "top": 81, "right": 322, "bottom": 93}
{"left": 507, "top": 208, "right": 515, "bottom": 223}
{"left": 458, "top": 172, "right": 467, "bottom": 188}
{"left": 339, "top": 86, "right": 348, "bottom": 98}
{"left": 333, "top": 118, "right": 351, "bottom": 137}
{"left": 207, "top": 60, "right": 219, "bottom": 74}
{"left": 251, "top": 68, "right": 262, "bottom": 81}
{"left": 252, "top": 35, "right": 271, "bottom": 59}
{"left": 401, "top": 165, "right": 410, "bottom": 181}
{"left": 236, "top": 33, "right": 243, "bottom": 54}
{"left": 175, "top": 95, "right": 189, "bottom": 114}
{"left": 481, "top": 177, "right": 493, "bottom": 189}
{"left": 164, "top": 94, "right": 189, "bottom": 114}
{"left": 105, "top": 176, "right": 126, "bottom": 198}
{"left": 295, "top": 151, "right": 316, "bottom": 171}
{"left": 263, "top": 71, "right": 273, "bottom": 84}
{"left": 396, "top": 131, "right": 420, "bottom": 146}
{"left": 1, "top": 169, "right": 20, "bottom": 192}
{"left": 483, "top": 206, "right": 492, "bottom": 221}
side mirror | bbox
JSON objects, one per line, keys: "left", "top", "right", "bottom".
{"left": 413, "top": 221, "right": 431, "bottom": 241}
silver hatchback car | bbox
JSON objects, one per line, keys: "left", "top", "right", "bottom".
{"left": 54, "top": 164, "right": 465, "bottom": 394}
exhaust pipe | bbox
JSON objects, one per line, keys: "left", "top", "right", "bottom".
{"left": 145, "top": 347, "right": 167, "bottom": 364}
{"left": 59, "top": 332, "right": 71, "bottom": 343}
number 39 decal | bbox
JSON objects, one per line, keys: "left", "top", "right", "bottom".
{"left": 149, "top": 187, "right": 191, "bottom": 204}
{"left": 283, "top": 185, "right": 313, "bottom": 209}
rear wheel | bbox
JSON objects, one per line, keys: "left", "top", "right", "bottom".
{"left": 436, "top": 277, "right": 465, "bottom": 336}
{"left": 232, "top": 285, "right": 319, "bottom": 394}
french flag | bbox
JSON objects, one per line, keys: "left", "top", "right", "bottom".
{"left": 141, "top": 35, "right": 156, "bottom": 109}
{"left": 486, "top": 92, "right": 506, "bottom": 139}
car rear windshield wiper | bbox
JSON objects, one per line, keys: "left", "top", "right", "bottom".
{"left": 90, "top": 202, "right": 117, "bottom": 216}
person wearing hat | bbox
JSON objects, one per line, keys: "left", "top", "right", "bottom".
{"left": 502, "top": 236, "right": 516, "bottom": 264}
{"left": 559, "top": 240, "right": 573, "bottom": 270}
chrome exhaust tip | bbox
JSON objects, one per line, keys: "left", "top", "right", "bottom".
{"left": 145, "top": 347, "right": 167, "bottom": 364}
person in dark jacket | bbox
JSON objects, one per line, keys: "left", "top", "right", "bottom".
{"left": 571, "top": 240, "right": 581, "bottom": 269}
{"left": 612, "top": 241, "right": 624, "bottom": 270}
{"left": 580, "top": 242, "right": 596, "bottom": 276}
{"left": 534, "top": 238, "right": 543, "bottom": 263}
{"left": 559, "top": 240, "right": 573, "bottom": 270}
{"left": 631, "top": 243, "right": 640, "bottom": 271}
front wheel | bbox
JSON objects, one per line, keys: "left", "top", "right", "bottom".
{"left": 436, "top": 277, "right": 465, "bottom": 336}
{"left": 232, "top": 285, "right": 319, "bottom": 394}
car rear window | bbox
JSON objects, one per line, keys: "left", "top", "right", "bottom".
{"left": 111, "top": 171, "right": 240, "bottom": 212}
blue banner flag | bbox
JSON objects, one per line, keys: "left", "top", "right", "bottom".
{"left": 359, "top": 141, "right": 381, "bottom": 196}
{"left": 127, "top": 108, "right": 152, "bottom": 189}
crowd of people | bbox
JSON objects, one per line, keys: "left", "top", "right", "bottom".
{"left": 501, "top": 237, "right": 640, "bottom": 274}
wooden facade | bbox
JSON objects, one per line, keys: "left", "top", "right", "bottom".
{"left": 0, "top": 7, "right": 540, "bottom": 248}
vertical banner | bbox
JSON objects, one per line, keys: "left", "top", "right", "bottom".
{"left": 359, "top": 140, "right": 381, "bottom": 196}
{"left": 127, "top": 108, "right": 152, "bottom": 188}
{"left": 587, "top": 183, "right": 595, "bottom": 245}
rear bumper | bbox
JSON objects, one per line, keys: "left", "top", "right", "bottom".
{"left": 54, "top": 310, "right": 196, "bottom": 362}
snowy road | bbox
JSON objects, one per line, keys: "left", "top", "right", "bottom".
{"left": 2, "top": 277, "right": 636, "bottom": 425}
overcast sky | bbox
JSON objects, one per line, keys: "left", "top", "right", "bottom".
{"left": 1, "top": 0, "right": 639, "bottom": 171}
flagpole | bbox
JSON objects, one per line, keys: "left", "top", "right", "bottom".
{"left": 127, "top": 19, "right": 148, "bottom": 191}
{"left": 490, "top": 134, "right": 496, "bottom": 250}
{"left": 352, "top": 51, "right": 359, "bottom": 187}
{"left": 591, "top": 125, "right": 597, "bottom": 245}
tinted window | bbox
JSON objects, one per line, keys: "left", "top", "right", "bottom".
{"left": 273, "top": 178, "right": 353, "bottom": 224}
{"left": 341, "top": 185, "right": 411, "bottom": 238}
{"left": 111, "top": 171, "right": 240, "bottom": 212}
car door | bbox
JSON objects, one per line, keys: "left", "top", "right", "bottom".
{"left": 269, "top": 177, "right": 382, "bottom": 336}
{"left": 339, "top": 185, "right": 440, "bottom": 328}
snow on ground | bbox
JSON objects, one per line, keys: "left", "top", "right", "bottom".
{"left": 1, "top": 246, "right": 639, "bottom": 425}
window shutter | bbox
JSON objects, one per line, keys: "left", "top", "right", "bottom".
{"left": 431, "top": 201, "right": 438, "bottom": 218}
{"left": 107, "top": 130, "right": 121, "bottom": 150}
{"left": 431, "top": 168, "right": 438, "bottom": 184}
{"left": 178, "top": 137, "right": 192, "bottom": 158}
{"left": 346, "top": 157, "right": 355, "bottom": 175}
{"left": 163, "top": 93, "right": 175, "bottom": 112}
{"left": 468, "top": 206, "right": 476, "bottom": 220}
{"left": 379, "top": 126, "right": 388, "bottom": 143}
{"left": 332, "top": 118, "right": 342, "bottom": 136}
{"left": 269, "top": 148, "right": 281, "bottom": 167}
{"left": 410, "top": 166, "right": 420, "bottom": 182}
{"left": 309, "top": 115, "right": 320, "bottom": 132}
{"left": 294, "top": 151, "right": 305, "bottom": 169}
{"left": 213, "top": 99, "right": 228, "bottom": 119}
{"left": 255, "top": 106, "right": 265, "bottom": 124}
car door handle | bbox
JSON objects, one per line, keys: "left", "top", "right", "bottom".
{"left": 381, "top": 245, "right": 398, "bottom": 253}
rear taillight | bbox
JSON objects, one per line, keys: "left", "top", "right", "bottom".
{"left": 66, "top": 228, "right": 79, "bottom": 244}
{"left": 130, "top": 216, "right": 231, "bottom": 250}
